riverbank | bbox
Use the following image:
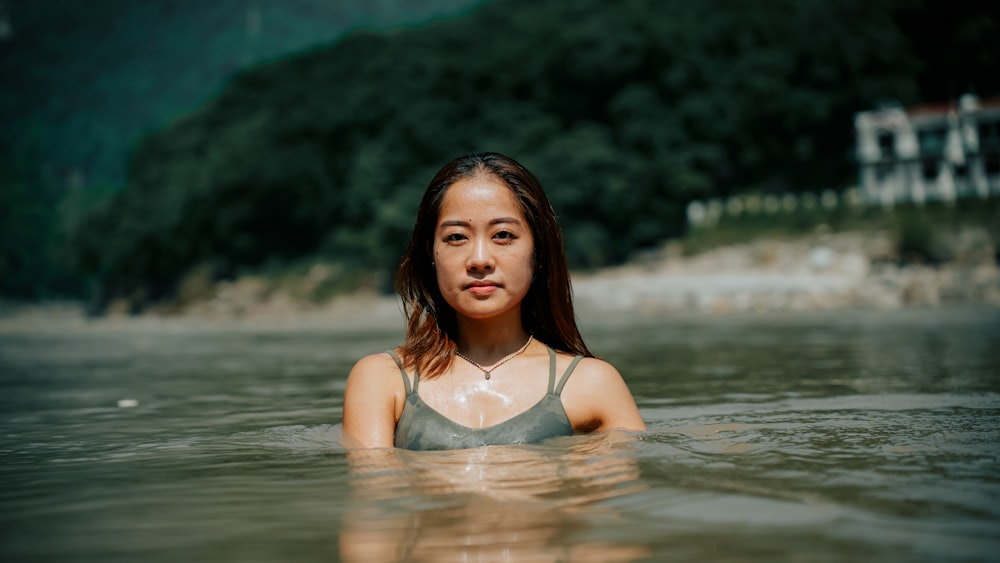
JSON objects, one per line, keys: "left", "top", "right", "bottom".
{"left": 573, "top": 228, "right": 1000, "bottom": 314}
{"left": 2, "top": 228, "right": 997, "bottom": 333}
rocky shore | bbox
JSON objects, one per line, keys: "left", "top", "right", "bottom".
{"left": 572, "top": 229, "right": 1000, "bottom": 314}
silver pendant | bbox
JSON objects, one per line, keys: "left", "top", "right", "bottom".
{"left": 484, "top": 372, "right": 491, "bottom": 380}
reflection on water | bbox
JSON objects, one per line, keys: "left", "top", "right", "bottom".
{"left": 0, "top": 307, "right": 998, "bottom": 561}
{"left": 341, "top": 435, "right": 648, "bottom": 562}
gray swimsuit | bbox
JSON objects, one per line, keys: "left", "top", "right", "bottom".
{"left": 390, "top": 347, "right": 582, "bottom": 451}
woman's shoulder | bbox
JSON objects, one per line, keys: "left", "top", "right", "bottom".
{"left": 343, "top": 351, "right": 408, "bottom": 448}
{"left": 545, "top": 349, "right": 621, "bottom": 388}
{"left": 556, "top": 352, "right": 624, "bottom": 397}
{"left": 569, "top": 355, "right": 624, "bottom": 384}
{"left": 347, "top": 351, "right": 406, "bottom": 385}
{"left": 556, "top": 353, "right": 646, "bottom": 432}
{"left": 344, "top": 351, "right": 409, "bottom": 408}
{"left": 357, "top": 348, "right": 405, "bottom": 368}
{"left": 548, "top": 347, "right": 616, "bottom": 373}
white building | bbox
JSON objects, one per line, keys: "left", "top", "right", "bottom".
{"left": 855, "top": 93, "right": 1000, "bottom": 206}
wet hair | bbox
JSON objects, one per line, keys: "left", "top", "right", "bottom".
{"left": 395, "top": 152, "right": 592, "bottom": 378}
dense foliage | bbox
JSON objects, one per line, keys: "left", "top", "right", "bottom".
{"left": 0, "top": 0, "right": 482, "bottom": 299}
{"left": 58, "top": 0, "right": 1000, "bottom": 307}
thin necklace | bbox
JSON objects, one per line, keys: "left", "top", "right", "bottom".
{"left": 456, "top": 335, "right": 533, "bottom": 380}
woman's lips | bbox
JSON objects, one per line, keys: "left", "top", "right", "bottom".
{"left": 467, "top": 282, "right": 498, "bottom": 296}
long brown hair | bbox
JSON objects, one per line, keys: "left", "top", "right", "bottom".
{"left": 395, "top": 152, "right": 592, "bottom": 378}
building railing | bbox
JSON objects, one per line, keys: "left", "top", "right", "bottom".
{"left": 685, "top": 182, "right": 993, "bottom": 229}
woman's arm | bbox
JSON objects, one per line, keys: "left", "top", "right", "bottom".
{"left": 561, "top": 358, "right": 646, "bottom": 433}
{"left": 342, "top": 353, "right": 402, "bottom": 449}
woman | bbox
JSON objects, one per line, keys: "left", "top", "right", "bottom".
{"left": 343, "top": 152, "right": 645, "bottom": 450}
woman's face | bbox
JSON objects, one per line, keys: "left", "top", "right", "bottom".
{"left": 432, "top": 174, "right": 535, "bottom": 323}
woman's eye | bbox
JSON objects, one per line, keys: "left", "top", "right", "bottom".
{"left": 444, "top": 233, "right": 466, "bottom": 243}
{"left": 494, "top": 231, "right": 516, "bottom": 242}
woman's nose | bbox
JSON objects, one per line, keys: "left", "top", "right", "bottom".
{"left": 467, "top": 238, "right": 494, "bottom": 271}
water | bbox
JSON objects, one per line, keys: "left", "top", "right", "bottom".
{"left": 1, "top": 307, "right": 998, "bottom": 562}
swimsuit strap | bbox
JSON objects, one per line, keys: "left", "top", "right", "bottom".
{"left": 386, "top": 350, "right": 415, "bottom": 395}
{"left": 546, "top": 346, "right": 557, "bottom": 393}
{"left": 555, "top": 355, "right": 584, "bottom": 396}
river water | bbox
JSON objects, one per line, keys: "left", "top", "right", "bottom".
{"left": 1, "top": 307, "right": 998, "bottom": 562}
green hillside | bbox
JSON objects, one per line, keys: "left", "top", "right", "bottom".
{"left": 0, "top": 0, "right": 485, "bottom": 298}
{"left": 0, "top": 0, "right": 484, "bottom": 185}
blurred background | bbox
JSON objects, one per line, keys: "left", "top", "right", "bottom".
{"left": 2, "top": 0, "right": 998, "bottom": 317}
